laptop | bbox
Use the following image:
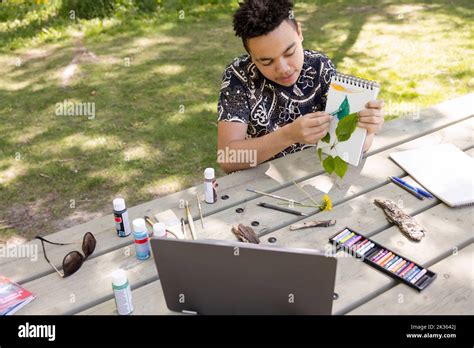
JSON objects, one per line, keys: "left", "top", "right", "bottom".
{"left": 150, "top": 238, "right": 337, "bottom": 315}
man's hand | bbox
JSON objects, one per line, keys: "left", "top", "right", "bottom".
{"left": 357, "top": 100, "right": 385, "bottom": 134}
{"left": 286, "top": 112, "right": 331, "bottom": 144}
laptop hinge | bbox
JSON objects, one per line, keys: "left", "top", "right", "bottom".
{"left": 181, "top": 309, "right": 198, "bottom": 315}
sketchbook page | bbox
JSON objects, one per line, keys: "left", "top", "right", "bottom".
{"left": 317, "top": 75, "right": 379, "bottom": 166}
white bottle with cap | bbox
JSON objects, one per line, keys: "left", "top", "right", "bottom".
{"left": 152, "top": 223, "right": 167, "bottom": 239}
{"left": 204, "top": 167, "right": 217, "bottom": 204}
{"left": 112, "top": 269, "right": 133, "bottom": 315}
{"left": 113, "top": 198, "right": 131, "bottom": 237}
{"left": 132, "top": 218, "right": 151, "bottom": 260}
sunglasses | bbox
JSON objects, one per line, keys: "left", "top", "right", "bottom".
{"left": 35, "top": 232, "right": 96, "bottom": 278}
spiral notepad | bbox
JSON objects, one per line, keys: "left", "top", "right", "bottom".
{"left": 318, "top": 73, "right": 380, "bottom": 166}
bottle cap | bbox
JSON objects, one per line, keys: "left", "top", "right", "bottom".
{"left": 204, "top": 168, "right": 215, "bottom": 180}
{"left": 132, "top": 218, "right": 147, "bottom": 232}
{"left": 152, "top": 223, "right": 167, "bottom": 238}
{"left": 113, "top": 198, "right": 126, "bottom": 211}
{"left": 111, "top": 269, "right": 127, "bottom": 287}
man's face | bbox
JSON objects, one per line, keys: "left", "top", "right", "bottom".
{"left": 247, "top": 20, "right": 304, "bottom": 87}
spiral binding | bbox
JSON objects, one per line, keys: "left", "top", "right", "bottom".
{"left": 453, "top": 201, "right": 474, "bottom": 208}
{"left": 334, "top": 72, "right": 380, "bottom": 90}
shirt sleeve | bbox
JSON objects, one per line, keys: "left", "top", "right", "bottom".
{"left": 217, "top": 66, "right": 251, "bottom": 124}
{"left": 319, "top": 54, "right": 337, "bottom": 110}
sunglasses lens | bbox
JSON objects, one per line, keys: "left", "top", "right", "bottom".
{"left": 82, "top": 232, "right": 96, "bottom": 258}
{"left": 63, "top": 251, "right": 84, "bottom": 277}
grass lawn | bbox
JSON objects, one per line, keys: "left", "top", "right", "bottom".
{"left": 0, "top": 0, "right": 473, "bottom": 243}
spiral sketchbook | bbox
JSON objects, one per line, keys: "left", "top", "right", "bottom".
{"left": 390, "top": 143, "right": 474, "bottom": 208}
{"left": 318, "top": 73, "right": 380, "bottom": 166}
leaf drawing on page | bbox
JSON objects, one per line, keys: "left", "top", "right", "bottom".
{"left": 334, "top": 95, "right": 350, "bottom": 120}
{"left": 317, "top": 95, "right": 358, "bottom": 178}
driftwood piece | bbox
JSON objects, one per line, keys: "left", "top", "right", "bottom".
{"left": 231, "top": 224, "right": 260, "bottom": 244}
{"left": 289, "top": 220, "right": 336, "bottom": 231}
{"left": 374, "top": 199, "right": 426, "bottom": 241}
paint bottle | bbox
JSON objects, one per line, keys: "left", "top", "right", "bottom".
{"left": 152, "top": 223, "right": 167, "bottom": 239}
{"left": 113, "top": 198, "right": 131, "bottom": 238}
{"left": 112, "top": 269, "right": 133, "bottom": 315}
{"left": 204, "top": 168, "right": 217, "bottom": 204}
{"left": 132, "top": 218, "right": 151, "bottom": 260}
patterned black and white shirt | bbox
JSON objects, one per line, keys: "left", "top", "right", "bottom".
{"left": 217, "top": 49, "right": 337, "bottom": 160}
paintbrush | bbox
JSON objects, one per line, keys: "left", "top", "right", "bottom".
{"left": 290, "top": 220, "right": 336, "bottom": 231}
{"left": 247, "top": 188, "right": 301, "bottom": 204}
{"left": 185, "top": 200, "right": 197, "bottom": 240}
{"left": 196, "top": 193, "right": 204, "bottom": 229}
{"left": 180, "top": 218, "right": 187, "bottom": 240}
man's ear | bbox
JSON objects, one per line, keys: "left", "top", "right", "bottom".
{"left": 297, "top": 22, "right": 304, "bottom": 43}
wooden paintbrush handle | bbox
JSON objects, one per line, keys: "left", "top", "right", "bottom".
{"left": 289, "top": 220, "right": 336, "bottom": 231}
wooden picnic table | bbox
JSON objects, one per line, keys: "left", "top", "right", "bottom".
{"left": 2, "top": 94, "right": 473, "bottom": 316}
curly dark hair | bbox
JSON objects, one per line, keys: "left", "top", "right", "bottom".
{"left": 233, "top": 0, "right": 297, "bottom": 51}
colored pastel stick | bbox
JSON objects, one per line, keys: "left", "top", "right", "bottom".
{"left": 359, "top": 243, "right": 375, "bottom": 256}
{"left": 349, "top": 240, "right": 364, "bottom": 250}
{"left": 410, "top": 269, "right": 427, "bottom": 284}
{"left": 345, "top": 235, "right": 362, "bottom": 247}
{"left": 357, "top": 242, "right": 373, "bottom": 254}
{"left": 399, "top": 262, "right": 415, "bottom": 277}
{"left": 380, "top": 254, "right": 395, "bottom": 267}
{"left": 385, "top": 256, "right": 400, "bottom": 269}
{"left": 388, "top": 258, "right": 403, "bottom": 271}
{"left": 353, "top": 239, "right": 368, "bottom": 250}
{"left": 403, "top": 266, "right": 419, "bottom": 279}
{"left": 373, "top": 250, "right": 388, "bottom": 263}
{"left": 370, "top": 249, "right": 385, "bottom": 261}
{"left": 364, "top": 247, "right": 381, "bottom": 260}
{"left": 339, "top": 232, "right": 355, "bottom": 244}
{"left": 395, "top": 261, "right": 410, "bottom": 275}
{"left": 377, "top": 252, "right": 393, "bottom": 265}
{"left": 336, "top": 231, "right": 353, "bottom": 243}
{"left": 407, "top": 267, "right": 421, "bottom": 281}
{"left": 343, "top": 234, "right": 359, "bottom": 246}
{"left": 415, "top": 275, "right": 429, "bottom": 287}
{"left": 333, "top": 229, "right": 351, "bottom": 241}
{"left": 360, "top": 243, "right": 375, "bottom": 256}
{"left": 356, "top": 243, "right": 369, "bottom": 254}
{"left": 392, "top": 260, "right": 407, "bottom": 273}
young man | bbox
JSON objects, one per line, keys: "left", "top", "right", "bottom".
{"left": 217, "top": 0, "right": 384, "bottom": 173}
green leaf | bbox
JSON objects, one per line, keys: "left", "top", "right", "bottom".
{"left": 335, "top": 112, "right": 358, "bottom": 142}
{"left": 322, "top": 156, "right": 335, "bottom": 174}
{"left": 321, "top": 132, "right": 330, "bottom": 143}
{"left": 335, "top": 95, "right": 350, "bottom": 120}
{"left": 334, "top": 156, "right": 348, "bottom": 178}
{"left": 317, "top": 148, "right": 323, "bottom": 162}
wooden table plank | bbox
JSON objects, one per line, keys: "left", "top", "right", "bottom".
{"left": 347, "top": 243, "right": 474, "bottom": 315}
{"left": 79, "top": 279, "right": 176, "bottom": 315}
{"left": 14, "top": 125, "right": 474, "bottom": 314}
{"left": 79, "top": 147, "right": 473, "bottom": 315}
{"left": 80, "top": 180, "right": 473, "bottom": 315}
{"left": 2, "top": 94, "right": 472, "bottom": 284}
{"left": 76, "top": 175, "right": 440, "bottom": 315}
{"left": 330, "top": 203, "right": 473, "bottom": 314}
{"left": 257, "top": 151, "right": 474, "bottom": 315}
{"left": 175, "top": 119, "right": 473, "bottom": 243}
{"left": 16, "top": 245, "right": 159, "bottom": 315}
